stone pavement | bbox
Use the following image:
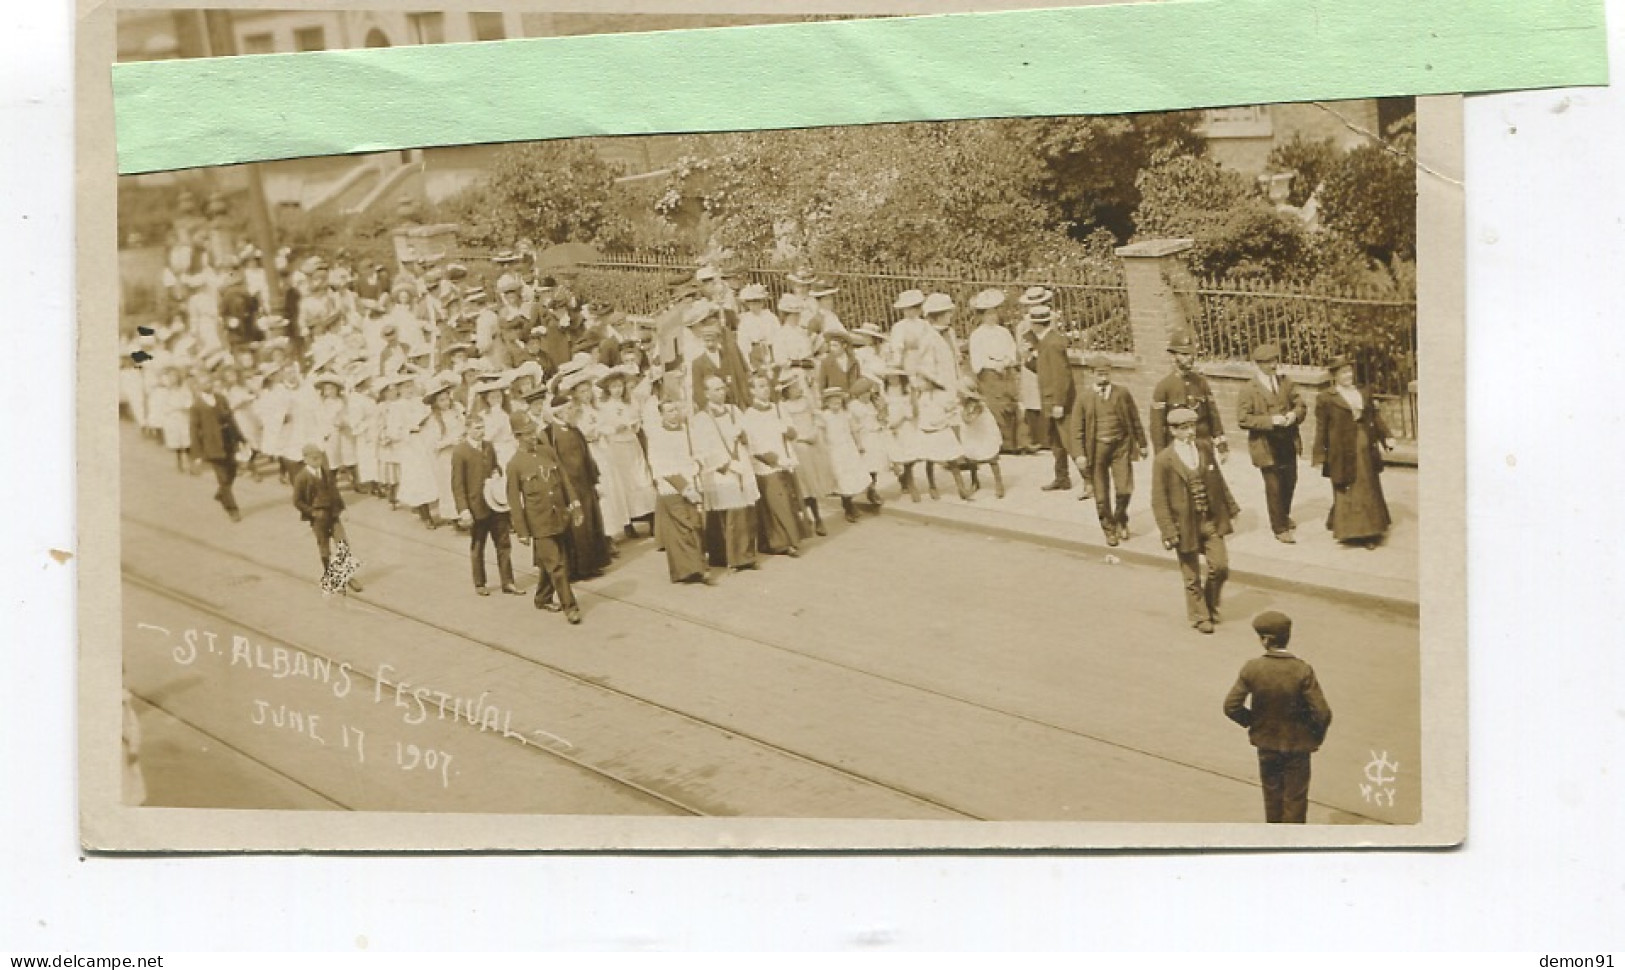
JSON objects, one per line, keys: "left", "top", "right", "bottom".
{"left": 872, "top": 449, "right": 1419, "bottom": 612}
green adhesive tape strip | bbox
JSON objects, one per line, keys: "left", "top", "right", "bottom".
{"left": 112, "top": 0, "right": 1610, "bottom": 174}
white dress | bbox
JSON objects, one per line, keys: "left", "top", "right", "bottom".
{"left": 576, "top": 404, "right": 630, "bottom": 535}
{"left": 960, "top": 407, "right": 1002, "bottom": 463}
{"left": 849, "top": 398, "right": 892, "bottom": 478}
{"left": 599, "top": 399, "right": 657, "bottom": 521}
{"left": 821, "top": 409, "right": 871, "bottom": 497}
{"left": 914, "top": 387, "right": 965, "bottom": 462}
{"left": 883, "top": 388, "right": 922, "bottom": 463}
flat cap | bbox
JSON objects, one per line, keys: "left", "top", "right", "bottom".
{"left": 1252, "top": 610, "right": 1293, "bottom": 641}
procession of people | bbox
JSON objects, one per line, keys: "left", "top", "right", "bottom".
{"left": 120, "top": 230, "right": 1400, "bottom": 633}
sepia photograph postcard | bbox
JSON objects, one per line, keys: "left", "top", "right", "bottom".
{"left": 78, "top": 0, "right": 1467, "bottom": 851}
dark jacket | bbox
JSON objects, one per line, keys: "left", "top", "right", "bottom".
{"left": 1311, "top": 386, "right": 1392, "bottom": 487}
{"left": 189, "top": 393, "right": 242, "bottom": 463}
{"left": 1224, "top": 651, "right": 1333, "bottom": 752}
{"left": 451, "top": 439, "right": 501, "bottom": 519}
{"left": 506, "top": 439, "right": 577, "bottom": 539}
{"left": 1076, "top": 383, "right": 1147, "bottom": 470}
{"left": 292, "top": 462, "right": 344, "bottom": 522}
{"left": 1034, "top": 328, "right": 1075, "bottom": 415}
{"left": 1236, "top": 373, "right": 1306, "bottom": 468}
{"left": 1150, "top": 439, "right": 1241, "bottom": 553}
{"left": 814, "top": 352, "right": 862, "bottom": 399}
{"left": 1150, "top": 369, "right": 1226, "bottom": 452}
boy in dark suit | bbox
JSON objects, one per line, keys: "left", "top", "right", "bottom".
{"left": 1235, "top": 342, "right": 1307, "bottom": 543}
{"left": 291, "top": 444, "right": 363, "bottom": 593}
{"left": 451, "top": 413, "right": 522, "bottom": 597}
{"left": 1151, "top": 408, "right": 1240, "bottom": 633}
{"left": 189, "top": 372, "right": 244, "bottom": 522}
{"left": 1074, "top": 354, "right": 1147, "bottom": 545}
{"left": 1224, "top": 611, "right": 1334, "bottom": 823}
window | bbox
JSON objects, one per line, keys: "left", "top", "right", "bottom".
{"left": 292, "top": 26, "right": 326, "bottom": 52}
{"left": 240, "top": 32, "right": 275, "bottom": 55}
{"left": 470, "top": 12, "right": 507, "bottom": 41}
{"left": 408, "top": 12, "right": 446, "bottom": 45}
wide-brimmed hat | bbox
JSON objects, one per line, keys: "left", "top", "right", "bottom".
{"left": 421, "top": 374, "right": 458, "bottom": 404}
{"left": 491, "top": 250, "right": 520, "bottom": 265}
{"left": 922, "top": 292, "right": 955, "bottom": 315}
{"left": 969, "top": 288, "right": 1006, "bottom": 311}
{"left": 892, "top": 289, "right": 926, "bottom": 310}
{"left": 821, "top": 325, "right": 852, "bottom": 344}
{"left": 1018, "top": 286, "right": 1054, "bottom": 306}
{"left": 778, "top": 292, "right": 810, "bottom": 315}
{"left": 853, "top": 323, "right": 888, "bottom": 344}
{"left": 695, "top": 265, "right": 720, "bottom": 283}
{"left": 596, "top": 363, "right": 639, "bottom": 386}
{"left": 507, "top": 360, "right": 546, "bottom": 386}
{"left": 313, "top": 372, "right": 346, "bottom": 391}
{"left": 810, "top": 280, "right": 840, "bottom": 298}
{"left": 738, "top": 282, "right": 770, "bottom": 302}
{"left": 683, "top": 299, "right": 722, "bottom": 329}
{"left": 483, "top": 472, "right": 511, "bottom": 513}
{"left": 496, "top": 273, "right": 522, "bottom": 294}
{"left": 786, "top": 266, "right": 817, "bottom": 286}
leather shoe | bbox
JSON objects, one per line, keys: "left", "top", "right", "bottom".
{"left": 784, "top": 546, "right": 801, "bottom": 558}
{"left": 1040, "top": 480, "right": 1071, "bottom": 491}
{"left": 1275, "top": 530, "right": 1297, "bottom": 544}
{"left": 502, "top": 586, "right": 526, "bottom": 596}
{"left": 476, "top": 586, "right": 491, "bottom": 597}
{"left": 1105, "top": 531, "right": 1119, "bottom": 547}
{"left": 1196, "top": 619, "right": 1215, "bottom": 634}
{"left": 534, "top": 598, "right": 561, "bottom": 612}
{"left": 565, "top": 606, "right": 582, "bottom": 625}
{"left": 699, "top": 571, "right": 718, "bottom": 586}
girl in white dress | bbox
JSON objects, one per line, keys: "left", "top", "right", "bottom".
{"left": 847, "top": 376, "right": 890, "bottom": 508}
{"left": 956, "top": 393, "right": 1006, "bottom": 499}
{"left": 914, "top": 383, "right": 970, "bottom": 501}
{"left": 348, "top": 378, "right": 382, "bottom": 496}
{"left": 882, "top": 371, "right": 924, "bottom": 502}
{"left": 151, "top": 367, "right": 193, "bottom": 472}
{"left": 777, "top": 370, "right": 833, "bottom": 536}
{"left": 597, "top": 367, "right": 658, "bottom": 537}
{"left": 818, "top": 387, "right": 871, "bottom": 523}
{"left": 474, "top": 380, "right": 519, "bottom": 469}
{"left": 374, "top": 377, "right": 409, "bottom": 507}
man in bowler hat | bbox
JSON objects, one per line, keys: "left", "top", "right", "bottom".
{"left": 1224, "top": 611, "right": 1333, "bottom": 823}
{"left": 1235, "top": 342, "right": 1306, "bottom": 543}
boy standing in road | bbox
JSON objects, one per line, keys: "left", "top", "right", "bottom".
{"left": 1224, "top": 611, "right": 1334, "bottom": 823}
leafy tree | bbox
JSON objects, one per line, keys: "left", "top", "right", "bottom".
{"left": 1267, "top": 134, "right": 1339, "bottom": 207}
{"left": 441, "top": 141, "right": 634, "bottom": 251}
{"left": 1317, "top": 114, "right": 1417, "bottom": 267}
{"left": 653, "top": 121, "right": 1096, "bottom": 272}
{"left": 1006, "top": 111, "right": 1206, "bottom": 243}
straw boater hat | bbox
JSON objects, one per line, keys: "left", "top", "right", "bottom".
{"left": 786, "top": 266, "right": 818, "bottom": 287}
{"left": 892, "top": 289, "right": 927, "bottom": 311}
{"left": 853, "top": 323, "right": 888, "bottom": 344}
{"left": 1018, "top": 286, "right": 1054, "bottom": 306}
{"left": 421, "top": 373, "right": 458, "bottom": 404}
{"left": 777, "top": 292, "right": 810, "bottom": 315}
{"left": 491, "top": 250, "right": 520, "bottom": 265}
{"left": 821, "top": 324, "right": 852, "bottom": 344}
{"left": 969, "top": 288, "right": 1006, "bottom": 311}
{"left": 695, "top": 265, "right": 720, "bottom": 283}
{"left": 483, "top": 471, "right": 511, "bottom": 514}
{"left": 1024, "top": 305, "right": 1055, "bottom": 327}
{"left": 313, "top": 372, "right": 346, "bottom": 391}
{"left": 922, "top": 292, "right": 956, "bottom": 315}
{"left": 738, "top": 282, "right": 770, "bottom": 302}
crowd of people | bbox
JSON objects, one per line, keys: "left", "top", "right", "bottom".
{"left": 120, "top": 229, "right": 1399, "bottom": 632}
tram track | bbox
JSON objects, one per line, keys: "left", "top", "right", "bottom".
{"left": 123, "top": 507, "right": 1385, "bottom": 824}
{"left": 122, "top": 518, "right": 986, "bottom": 821}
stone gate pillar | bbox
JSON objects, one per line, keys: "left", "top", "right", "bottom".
{"left": 1115, "top": 238, "right": 1195, "bottom": 359}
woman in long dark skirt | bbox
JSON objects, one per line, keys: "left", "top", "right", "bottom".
{"left": 1311, "top": 356, "right": 1397, "bottom": 548}
{"left": 740, "top": 373, "right": 809, "bottom": 557}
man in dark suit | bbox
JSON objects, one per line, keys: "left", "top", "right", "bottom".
{"left": 291, "top": 444, "right": 363, "bottom": 593}
{"left": 1074, "top": 355, "right": 1147, "bottom": 545}
{"left": 189, "top": 373, "right": 244, "bottom": 522}
{"left": 507, "top": 411, "right": 584, "bottom": 625}
{"left": 1224, "top": 610, "right": 1334, "bottom": 823}
{"left": 1235, "top": 342, "right": 1307, "bottom": 543}
{"left": 1151, "top": 408, "right": 1241, "bottom": 634}
{"left": 451, "top": 413, "right": 523, "bottom": 598}
{"left": 1028, "top": 306, "right": 1085, "bottom": 496}
{"left": 1149, "top": 331, "right": 1229, "bottom": 459}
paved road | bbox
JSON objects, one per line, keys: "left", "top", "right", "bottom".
{"left": 119, "top": 425, "right": 1420, "bottom": 824}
